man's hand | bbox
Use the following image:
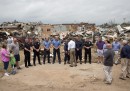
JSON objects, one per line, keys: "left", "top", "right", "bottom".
{"left": 55, "top": 47, "right": 58, "bottom": 50}
{"left": 47, "top": 48, "right": 49, "bottom": 51}
{"left": 87, "top": 47, "right": 90, "bottom": 49}
{"left": 36, "top": 49, "right": 39, "bottom": 52}
{"left": 29, "top": 50, "right": 31, "bottom": 52}
{"left": 77, "top": 48, "right": 79, "bottom": 51}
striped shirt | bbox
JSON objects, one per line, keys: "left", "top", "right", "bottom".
{"left": 0, "top": 48, "right": 10, "bottom": 62}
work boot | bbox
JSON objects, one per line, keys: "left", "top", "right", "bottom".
{"left": 84, "top": 61, "right": 87, "bottom": 64}
{"left": 80, "top": 61, "right": 82, "bottom": 64}
{"left": 105, "top": 81, "right": 111, "bottom": 85}
{"left": 69, "top": 65, "right": 73, "bottom": 67}
{"left": 48, "top": 61, "right": 51, "bottom": 64}
{"left": 43, "top": 61, "right": 45, "bottom": 64}
{"left": 67, "top": 61, "right": 70, "bottom": 64}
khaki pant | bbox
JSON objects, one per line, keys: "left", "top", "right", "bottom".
{"left": 114, "top": 51, "right": 120, "bottom": 63}
{"left": 103, "top": 66, "right": 113, "bottom": 83}
{"left": 7, "top": 44, "right": 11, "bottom": 51}
{"left": 127, "top": 60, "right": 130, "bottom": 77}
{"left": 120, "top": 58, "right": 130, "bottom": 78}
{"left": 70, "top": 48, "right": 77, "bottom": 66}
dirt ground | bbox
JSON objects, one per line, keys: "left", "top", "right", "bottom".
{"left": 0, "top": 48, "right": 130, "bottom": 91}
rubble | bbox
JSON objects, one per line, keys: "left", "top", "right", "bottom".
{"left": 0, "top": 21, "right": 130, "bottom": 46}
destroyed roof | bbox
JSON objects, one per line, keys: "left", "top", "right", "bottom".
{"left": 62, "top": 23, "right": 95, "bottom": 26}
{"left": 0, "top": 25, "right": 18, "bottom": 29}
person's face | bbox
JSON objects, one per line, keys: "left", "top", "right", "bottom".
{"left": 55, "top": 37, "right": 58, "bottom": 41}
{"left": 46, "top": 38, "right": 49, "bottom": 41}
{"left": 14, "top": 38, "right": 17, "bottom": 42}
{"left": 107, "top": 44, "right": 112, "bottom": 49}
{"left": 25, "top": 39, "right": 28, "bottom": 43}
{"left": 86, "top": 38, "right": 89, "bottom": 41}
{"left": 65, "top": 39, "right": 68, "bottom": 43}
{"left": 115, "top": 39, "right": 118, "bottom": 42}
{"left": 36, "top": 39, "right": 39, "bottom": 42}
{"left": 122, "top": 41, "right": 126, "bottom": 45}
{"left": 76, "top": 37, "right": 79, "bottom": 41}
{"left": 105, "top": 40, "right": 107, "bottom": 44}
{"left": 99, "top": 38, "right": 102, "bottom": 41}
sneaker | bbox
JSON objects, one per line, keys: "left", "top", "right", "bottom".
{"left": 11, "top": 71, "right": 16, "bottom": 75}
{"left": 10, "top": 71, "right": 14, "bottom": 74}
{"left": 119, "top": 77, "right": 126, "bottom": 80}
{"left": 13, "top": 71, "right": 16, "bottom": 75}
{"left": 4, "top": 73, "right": 9, "bottom": 76}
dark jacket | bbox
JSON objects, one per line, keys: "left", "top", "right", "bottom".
{"left": 75, "top": 40, "right": 83, "bottom": 49}
{"left": 24, "top": 42, "right": 31, "bottom": 54}
{"left": 33, "top": 42, "right": 40, "bottom": 52}
{"left": 120, "top": 44, "right": 130, "bottom": 59}
{"left": 84, "top": 41, "right": 93, "bottom": 51}
{"left": 64, "top": 42, "right": 68, "bottom": 52}
{"left": 104, "top": 49, "right": 115, "bottom": 66}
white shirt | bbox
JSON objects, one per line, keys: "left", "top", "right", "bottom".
{"left": 7, "top": 38, "right": 12, "bottom": 44}
{"left": 68, "top": 40, "right": 75, "bottom": 50}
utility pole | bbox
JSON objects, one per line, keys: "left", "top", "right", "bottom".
{"left": 123, "top": 18, "right": 126, "bottom": 23}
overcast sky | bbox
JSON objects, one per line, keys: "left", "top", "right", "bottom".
{"left": 0, "top": 0, "right": 130, "bottom": 24}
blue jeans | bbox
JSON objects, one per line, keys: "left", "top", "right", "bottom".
{"left": 53, "top": 48, "right": 61, "bottom": 63}
{"left": 3, "top": 61, "right": 9, "bottom": 70}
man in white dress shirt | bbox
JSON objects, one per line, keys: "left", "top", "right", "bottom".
{"left": 68, "top": 37, "right": 77, "bottom": 67}
{"left": 7, "top": 35, "right": 13, "bottom": 50}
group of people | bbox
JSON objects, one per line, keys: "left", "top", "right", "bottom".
{"left": 65, "top": 36, "right": 93, "bottom": 67}
{"left": 24, "top": 36, "right": 93, "bottom": 68}
{"left": 0, "top": 35, "right": 130, "bottom": 85}
{"left": 0, "top": 36, "right": 20, "bottom": 76}
{"left": 0, "top": 35, "right": 93, "bottom": 76}
{"left": 96, "top": 37, "right": 130, "bottom": 84}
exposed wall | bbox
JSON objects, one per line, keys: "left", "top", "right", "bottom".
{"left": 40, "top": 25, "right": 53, "bottom": 38}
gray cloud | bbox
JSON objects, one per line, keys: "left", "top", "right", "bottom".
{"left": 0, "top": 0, "right": 130, "bottom": 24}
